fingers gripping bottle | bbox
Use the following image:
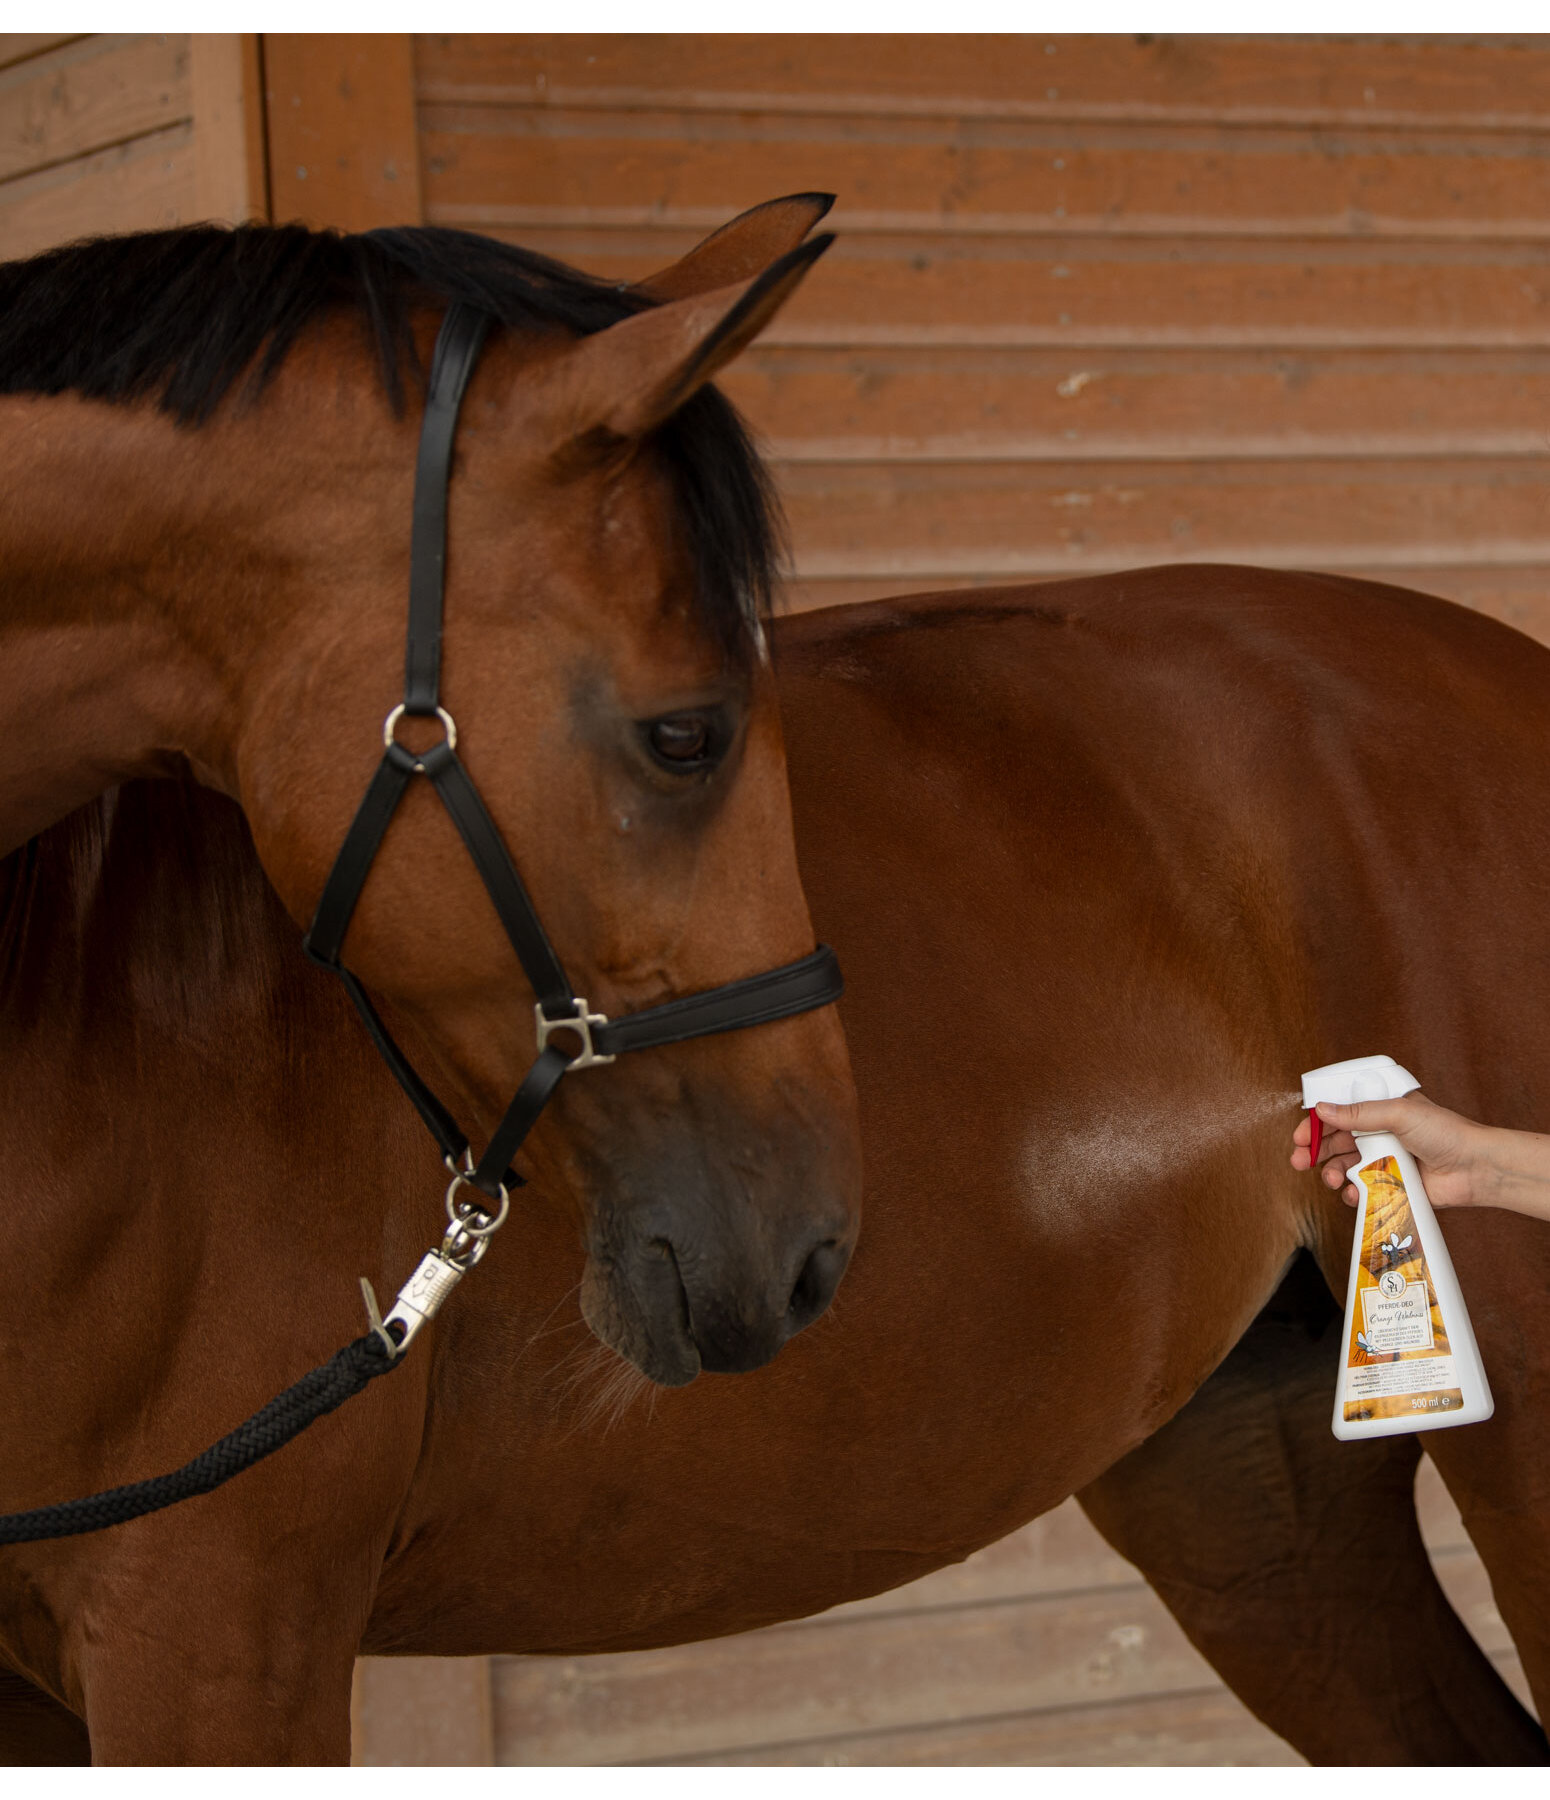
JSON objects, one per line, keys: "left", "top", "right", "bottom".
{"left": 1301, "top": 1056, "right": 1493, "bottom": 1441}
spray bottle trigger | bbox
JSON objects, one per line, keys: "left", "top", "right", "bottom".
{"left": 1308, "top": 1107, "right": 1323, "bottom": 1166}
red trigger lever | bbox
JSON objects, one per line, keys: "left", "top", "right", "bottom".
{"left": 1308, "top": 1108, "right": 1323, "bottom": 1165}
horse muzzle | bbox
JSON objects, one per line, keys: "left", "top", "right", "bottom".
{"left": 579, "top": 1181, "right": 855, "bottom": 1387}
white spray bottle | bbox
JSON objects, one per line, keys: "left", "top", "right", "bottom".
{"left": 1301, "top": 1055, "right": 1493, "bottom": 1441}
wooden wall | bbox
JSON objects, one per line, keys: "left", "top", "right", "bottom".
{"left": 0, "top": 35, "right": 265, "bottom": 254}
{"left": 416, "top": 33, "right": 1550, "bottom": 638}
{"left": 2, "top": 32, "right": 1544, "bottom": 1765}
{"left": 7, "top": 33, "right": 1549, "bottom": 638}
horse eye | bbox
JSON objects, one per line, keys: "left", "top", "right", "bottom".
{"left": 646, "top": 713, "right": 713, "bottom": 767}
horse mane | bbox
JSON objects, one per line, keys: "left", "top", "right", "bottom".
{"left": 0, "top": 222, "right": 783, "bottom": 651}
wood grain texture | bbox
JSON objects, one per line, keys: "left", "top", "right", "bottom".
{"left": 434, "top": 229, "right": 1550, "bottom": 347}
{"left": 419, "top": 110, "right": 1550, "bottom": 243}
{"left": 774, "top": 455, "right": 1550, "bottom": 577}
{"left": 190, "top": 34, "right": 266, "bottom": 224}
{"left": 0, "top": 33, "right": 188, "bottom": 186}
{"left": 718, "top": 348, "right": 1550, "bottom": 460}
{"left": 351, "top": 1657, "right": 493, "bottom": 1766}
{"left": 264, "top": 34, "right": 420, "bottom": 232}
{"left": 660, "top": 1686, "right": 1304, "bottom": 1765}
{"left": 491, "top": 1569, "right": 1237, "bottom": 1764}
{"left": 415, "top": 35, "right": 1550, "bottom": 131}
{"left": 0, "top": 36, "right": 84, "bottom": 75}
{"left": 0, "top": 120, "right": 192, "bottom": 260}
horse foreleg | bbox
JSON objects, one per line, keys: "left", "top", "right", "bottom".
{"left": 0, "top": 1668, "right": 91, "bottom": 1765}
{"left": 1077, "top": 1252, "right": 1548, "bottom": 1766}
{"left": 73, "top": 1585, "right": 361, "bottom": 1766}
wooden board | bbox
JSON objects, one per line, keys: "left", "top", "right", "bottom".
{"left": 411, "top": 30, "right": 1550, "bottom": 680}
{"left": 0, "top": 36, "right": 83, "bottom": 74}
{"left": 264, "top": 34, "right": 421, "bottom": 233}
{"left": 189, "top": 35, "right": 266, "bottom": 225}
{"left": 490, "top": 1561, "right": 1255, "bottom": 1765}
{"left": 0, "top": 32, "right": 186, "bottom": 186}
{"left": 664, "top": 1687, "right": 1304, "bottom": 1766}
{"left": 416, "top": 35, "right": 1550, "bottom": 131}
{"left": 718, "top": 348, "right": 1550, "bottom": 461}
{"left": 773, "top": 455, "right": 1550, "bottom": 579}
{"left": 420, "top": 111, "right": 1550, "bottom": 243}
{"left": 0, "top": 120, "right": 193, "bottom": 260}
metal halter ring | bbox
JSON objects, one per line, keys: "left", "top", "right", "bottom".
{"left": 444, "top": 1165, "right": 510, "bottom": 1238}
{"left": 384, "top": 702, "right": 458, "bottom": 770}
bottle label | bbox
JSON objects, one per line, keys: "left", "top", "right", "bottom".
{"left": 1343, "top": 1156, "right": 1466, "bottom": 1423}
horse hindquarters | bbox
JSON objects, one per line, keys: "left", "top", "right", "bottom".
{"left": 1077, "top": 1253, "right": 1547, "bottom": 1766}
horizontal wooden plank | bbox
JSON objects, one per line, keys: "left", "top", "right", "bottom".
{"left": 0, "top": 33, "right": 188, "bottom": 185}
{"left": 0, "top": 120, "right": 193, "bottom": 262}
{"left": 419, "top": 110, "right": 1550, "bottom": 244}
{"left": 451, "top": 229, "right": 1550, "bottom": 348}
{"left": 661, "top": 1685, "right": 1301, "bottom": 1766}
{"left": 719, "top": 346, "right": 1550, "bottom": 462}
{"left": 775, "top": 455, "right": 1550, "bottom": 580}
{"left": 352, "top": 1657, "right": 493, "bottom": 1766}
{"left": 0, "top": 35, "right": 82, "bottom": 73}
{"left": 491, "top": 1579, "right": 1229, "bottom": 1765}
{"left": 415, "top": 35, "right": 1550, "bottom": 133}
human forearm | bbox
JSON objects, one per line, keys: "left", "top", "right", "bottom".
{"left": 1471, "top": 1123, "right": 1550, "bottom": 1225}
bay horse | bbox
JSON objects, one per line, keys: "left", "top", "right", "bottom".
{"left": 5, "top": 203, "right": 1549, "bottom": 1765}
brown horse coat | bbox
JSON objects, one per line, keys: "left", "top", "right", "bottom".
{"left": 4, "top": 568, "right": 1549, "bottom": 1763}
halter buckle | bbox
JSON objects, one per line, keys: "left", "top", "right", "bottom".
{"left": 535, "top": 999, "right": 615, "bottom": 1069}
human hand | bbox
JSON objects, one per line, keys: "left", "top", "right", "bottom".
{"left": 1290, "top": 1092, "right": 1486, "bottom": 1209}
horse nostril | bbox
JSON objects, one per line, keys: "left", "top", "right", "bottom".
{"left": 787, "top": 1236, "right": 845, "bottom": 1329}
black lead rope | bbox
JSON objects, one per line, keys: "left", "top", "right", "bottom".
{"left": 0, "top": 1336, "right": 398, "bottom": 1547}
{"left": 1, "top": 302, "right": 843, "bottom": 1545}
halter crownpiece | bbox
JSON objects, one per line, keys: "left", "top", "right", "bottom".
{"left": 302, "top": 301, "right": 844, "bottom": 1205}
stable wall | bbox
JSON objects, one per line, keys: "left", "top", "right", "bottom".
{"left": 415, "top": 33, "right": 1550, "bottom": 638}
{"left": 1, "top": 32, "right": 1544, "bottom": 1765}
{"left": 6, "top": 33, "right": 1550, "bottom": 639}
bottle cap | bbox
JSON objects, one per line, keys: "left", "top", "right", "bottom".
{"left": 1301, "top": 1054, "right": 1421, "bottom": 1109}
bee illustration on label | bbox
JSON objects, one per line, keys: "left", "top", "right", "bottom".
{"left": 1379, "top": 1231, "right": 1414, "bottom": 1262}
{"left": 1357, "top": 1331, "right": 1376, "bottom": 1357}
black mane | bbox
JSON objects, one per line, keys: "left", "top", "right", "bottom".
{"left": 0, "top": 223, "right": 782, "bottom": 650}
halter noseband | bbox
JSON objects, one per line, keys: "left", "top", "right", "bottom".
{"left": 302, "top": 303, "right": 843, "bottom": 1204}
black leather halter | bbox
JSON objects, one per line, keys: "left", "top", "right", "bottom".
{"left": 303, "top": 303, "right": 843, "bottom": 1202}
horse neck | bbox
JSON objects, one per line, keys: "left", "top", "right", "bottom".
{"left": 0, "top": 364, "right": 410, "bottom": 859}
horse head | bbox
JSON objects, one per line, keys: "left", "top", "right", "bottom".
{"left": 230, "top": 208, "right": 861, "bottom": 1386}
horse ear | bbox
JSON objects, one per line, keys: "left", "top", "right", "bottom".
{"left": 634, "top": 193, "right": 835, "bottom": 301}
{"left": 548, "top": 234, "right": 833, "bottom": 451}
